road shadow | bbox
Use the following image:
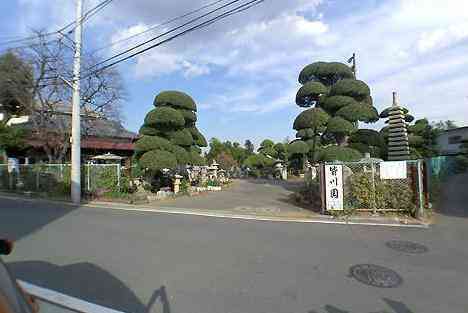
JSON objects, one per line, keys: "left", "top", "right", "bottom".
{"left": 0, "top": 197, "right": 78, "bottom": 241}
{"left": 7, "top": 260, "right": 170, "bottom": 313}
{"left": 435, "top": 172, "right": 468, "bottom": 218}
{"left": 308, "top": 297, "right": 414, "bottom": 313}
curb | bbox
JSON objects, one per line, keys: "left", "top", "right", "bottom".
{"left": 0, "top": 194, "right": 429, "bottom": 228}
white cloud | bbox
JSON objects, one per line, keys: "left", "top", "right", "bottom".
{"left": 11, "top": 0, "right": 468, "bottom": 125}
{"left": 416, "top": 22, "right": 468, "bottom": 53}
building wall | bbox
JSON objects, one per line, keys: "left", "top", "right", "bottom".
{"left": 436, "top": 127, "right": 468, "bottom": 155}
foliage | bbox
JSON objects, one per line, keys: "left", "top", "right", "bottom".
{"left": 0, "top": 52, "right": 33, "bottom": 116}
{"left": 134, "top": 135, "right": 173, "bottom": 153}
{"left": 288, "top": 141, "right": 309, "bottom": 155}
{"left": 0, "top": 34, "right": 125, "bottom": 163}
{"left": 320, "top": 95, "right": 357, "bottom": 112}
{"left": 295, "top": 81, "right": 328, "bottom": 107}
{"left": 0, "top": 123, "right": 28, "bottom": 155}
{"left": 293, "top": 107, "right": 330, "bottom": 132}
{"left": 139, "top": 150, "right": 177, "bottom": 171}
{"left": 243, "top": 153, "right": 274, "bottom": 169}
{"left": 179, "top": 109, "right": 197, "bottom": 125}
{"left": 136, "top": 90, "right": 207, "bottom": 174}
{"left": 206, "top": 138, "right": 250, "bottom": 165}
{"left": 153, "top": 90, "right": 197, "bottom": 111}
{"left": 168, "top": 129, "right": 193, "bottom": 147}
{"left": 326, "top": 116, "right": 356, "bottom": 135}
{"left": 144, "top": 107, "right": 185, "bottom": 128}
{"left": 318, "top": 145, "right": 362, "bottom": 162}
{"left": 139, "top": 125, "right": 160, "bottom": 136}
{"left": 217, "top": 151, "right": 238, "bottom": 170}
{"left": 350, "top": 172, "right": 415, "bottom": 213}
{"left": 189, "top": 126, "right": 208, "bottom": 147}
{"left": 244, "top": 140, "right": 255, "bottom": 154}
{"left": 349, "top": 129, "right": 384, "bottom": 147}
{"left": 293, "top": 61, "right": 379, "bottom": 161}
{"left": 298, "top": 61, "right": 354, "bottom": 85}
{"left": 273, "top": 143, "right": 288, "bottom": 161}
{"left": 336, "top": 102, "right": 379, "bottom": 123}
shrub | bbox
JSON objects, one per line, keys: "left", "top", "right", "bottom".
{"left": 349, "top": 171, "right": 415, "bottom": 213}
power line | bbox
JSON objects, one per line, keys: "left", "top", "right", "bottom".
{"left": 88, "top": 0, "right": 246, "bottom": 70}
{"left": 82, "top": 0, "right": 265, "bottom": 79}
{"left": 90, "top": 0, "right": 227, "bottom": 54}
{"left": 0, "top": 0, "right": 115, "bottom": 47}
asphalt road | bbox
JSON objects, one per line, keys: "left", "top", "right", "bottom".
{"left": 1, "top": 175, "right": 468, "bottom": 313}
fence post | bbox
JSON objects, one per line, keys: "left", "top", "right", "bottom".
{"left": 36, "top": 166, "right": 40, "bottom": 191}
{"left": 416, "top": 160, "right": 424, "bottom": 219}
{"left": 319, "top": 163, "right": 326, "bottom": 214}
{"left": 371, "top": 162, "right": 377, "bottom": 214}
{"left": 117, "top": 164, "right": 121, "bottom": 192}
{"left": 87, "top": 164, "right": 90, "bottom": 192}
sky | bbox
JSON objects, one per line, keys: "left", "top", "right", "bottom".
{"left": 1, "top": 0, "right": 468, "bottom": 148}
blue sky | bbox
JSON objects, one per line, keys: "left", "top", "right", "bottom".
{"left": 2, "top": 0, "right": 468, "bottom": 148}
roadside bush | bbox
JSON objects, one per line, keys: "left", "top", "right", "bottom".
{"left": 349, "top": 171, "right": 415, "bottom": 213}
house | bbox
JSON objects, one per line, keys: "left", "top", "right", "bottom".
{"left": 436, "top": 126, "right": 468, "bottom": 155}
{"left": 1, "top": 104, "right": 137, "bottom": 164}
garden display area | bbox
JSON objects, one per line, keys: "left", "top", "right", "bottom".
{"left": 1, "top": 60, "right": 467, "bottom": 220}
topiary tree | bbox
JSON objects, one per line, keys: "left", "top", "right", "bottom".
{"left": 293, "top": 61, "right": 379, "bottom": 162}
{"left": 288, "top": 140, "right": 310, "bottom": 170}
{"left": 258, "top": 139, "right": 277, "bottom": 158}
{"left": 136, "top": 90, "right": 207, "bottom": 177}
{"left": 349, "top": 129, "right": 385, "bottom": 158}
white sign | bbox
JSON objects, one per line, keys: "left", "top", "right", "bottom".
{"left": 325, "top": 164, "right": 343, "bottom": 210}
{"left": 380, "top": 161, "right": 407, "bottom": 179}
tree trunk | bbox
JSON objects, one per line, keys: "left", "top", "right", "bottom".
{"left": 302, "top": 153, "right": 308, "bottom": 172}
{"left": 311, "top": 130, "right": 318, "bottom": 162}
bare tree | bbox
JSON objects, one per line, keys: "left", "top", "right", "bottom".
{"left": 0, "top": 31, "right": 125, "bottom": 163}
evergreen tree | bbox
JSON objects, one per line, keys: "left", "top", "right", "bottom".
{"left": 135, "top": 91, "right": 207, "bottom": 172}
{"left": 293, "top": 61, "right": 380, "bottom": 161}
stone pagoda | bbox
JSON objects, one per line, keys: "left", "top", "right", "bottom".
{"left": 386, "top": 91, "right": 410, "bottom": 161}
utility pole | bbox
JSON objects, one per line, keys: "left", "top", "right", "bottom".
{"left": 71, "top": 0, "right": 83, "bottom": 204}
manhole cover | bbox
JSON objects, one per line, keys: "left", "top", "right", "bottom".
{"left": 385, "top": 240, "right": 429, "bottom": 254}
{"left": 349, "top": 264, "right": 403, "bottom": 288}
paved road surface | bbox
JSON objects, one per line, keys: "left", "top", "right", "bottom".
{"left": 155, "top": 179, "right": 310, "bottom": 214}
{"left": 1, "top": 175, "right": 468, "bottom": 313}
